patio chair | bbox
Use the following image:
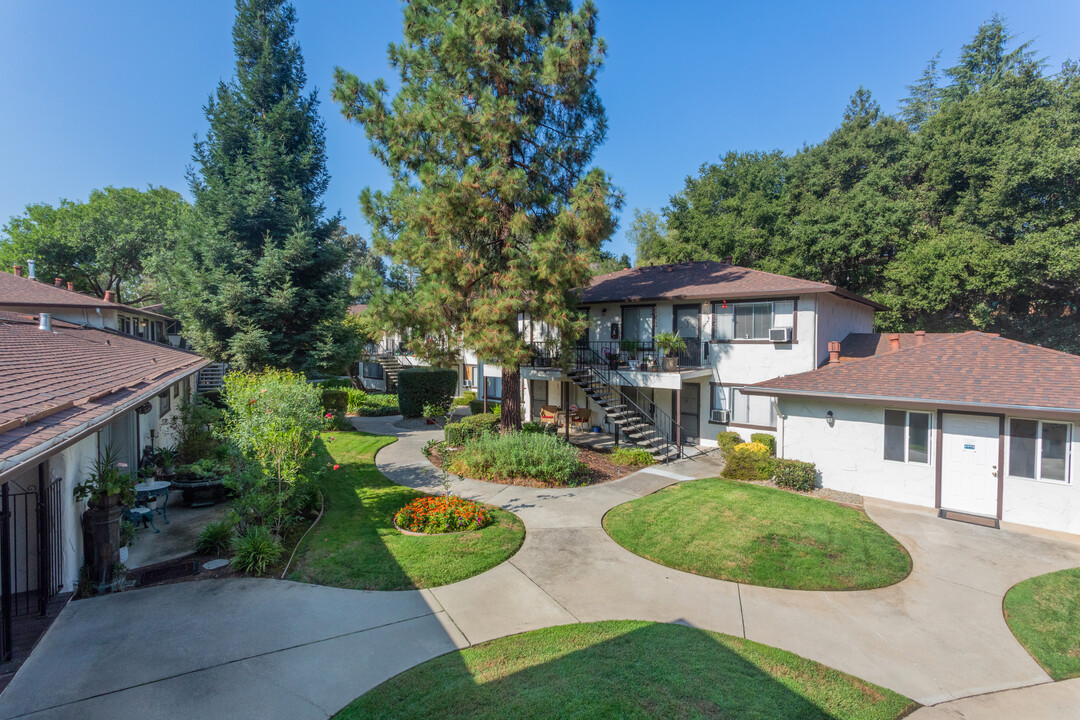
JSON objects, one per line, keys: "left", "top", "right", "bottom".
{"left": 540, "top": 405, "right": 559, "bottom": 424}
{"left": 123, "top": 506, "right": 159, "bottom": 533}
{"left": 572, "top": 408, "right": 591, "bottom": 431}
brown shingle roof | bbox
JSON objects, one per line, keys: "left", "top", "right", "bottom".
{"left": 747, "top": 332, "right": 1080, "bottom": 413}
{"left": 0, "top": 271, "right": 170, "bottom": 319}
{"left": 580, "top": 261, "right": 883, "bottom": 308}
{"left": 347, "top": 304, "right": 368, "bottom": 317}
{"left": 0, "top": 311, "right": 207, "bottom": 465}
{"left": 832, "top": 332, "right": 952, "bottom": 364}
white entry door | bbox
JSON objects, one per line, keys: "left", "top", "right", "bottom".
{"left": 941, "top": 413, "right": 1000, "bottom": 517}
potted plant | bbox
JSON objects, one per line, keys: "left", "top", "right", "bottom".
{"left": 603, "top": 349, "right": 619, "bottom": 370}
{"left": 156, "top": 446, "right": 176, "bottom": 477}
{"left": 655, "top": 332, "right": 687, "bottom": 372}
{"left": 75, "top": 446, "right": 135, "bottom": 584}
{"left": 118, "top": 518, "right": 136, "bottom": 564}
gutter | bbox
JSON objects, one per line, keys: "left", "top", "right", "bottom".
{"left": 0, "top": 361, "right": 209, "bottom": 483}
{"left": 737, "top": 386, "right": 1080, "bottom": 416}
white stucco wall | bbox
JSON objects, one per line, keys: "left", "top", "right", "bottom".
{"left": 777, "top": 397, "right": 938, "bottom": 507}
{"left": 1001, "top": 414, "right": 1080, "bottom": 534}
{"left": 814, "top": 293, "right": 876, "bottom": 366}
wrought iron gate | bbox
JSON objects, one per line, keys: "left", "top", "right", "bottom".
{"left": 0, "top": 472, "right": 64, "bottom": 661}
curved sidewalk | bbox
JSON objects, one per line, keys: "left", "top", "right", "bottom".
{"left": 368, "top": 417, "right": 1080, "bottom": 707}
{"left": 2, "top": 417, "right": 1079, "bottom": 719}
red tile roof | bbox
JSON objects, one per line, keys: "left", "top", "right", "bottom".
{"left": 0, "top": 271, "right": 170, "bottom": 319}
{"left": 0, "top": 311, "right": 208, "bottom": 466}
{"left": 747, "top": 332, "right": 1080, "bottom": 413}
{"left": 581, "top": 261, "right": 883, "bottom": 308}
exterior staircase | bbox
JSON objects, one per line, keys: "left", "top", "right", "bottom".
{"left": 376, "top": 354, "right": 405, "bottom": 392}
{"left": 566, "top": 366, "right": 684, "bottom": 462}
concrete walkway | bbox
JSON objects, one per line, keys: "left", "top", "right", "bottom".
{"left": 2, "top": 416, "right": 1079, "bottom": 719}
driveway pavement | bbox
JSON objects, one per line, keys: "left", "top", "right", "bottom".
{"left": 2, "top": 416, "right": 1079, "bottom": 719}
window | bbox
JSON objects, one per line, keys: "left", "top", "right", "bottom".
{"left": 485, "top": 375, "right": 502, "bottom": 400}
{"left": 362, "top": 362, "right": 384, "bottom": 380}
{"left": 463, "top": 365, "right": 477, "bottom": 388}
{"left": 1009, "top": 419, "right": 1071, "bottom": 482}
{"left": 172, "top": 382, "right": 180, "bottom": 398}
{"left": 621, "top": 306, "right": 654, "bottom": 344}
{"left": 159, "top": 390, "right": 171, "bottom": 418}
{"left": 883, "top": 410, "right": 930, "bottom": 464}
{"left": 712, "top": 300, "right": 794, "bottom": 341}
{"left": 730, "top": 388, "right": 775, "bottom": 428}
{"left": 710, "top": 383, "right": 727, "bottom": 413}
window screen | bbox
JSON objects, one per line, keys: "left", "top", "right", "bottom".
{"left": 1041, "top": 423, "right": 1069, "bottom": 481}
{"left": 1009, "top": 419, "right": 1038, "bottom": 479}
{"left": 908, "top": 413, "right": 930, "bottom": 464}
{"left": 884, "top": 410, "right": 907, "bottom": 462}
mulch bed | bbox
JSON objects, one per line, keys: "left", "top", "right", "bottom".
{"left": 427, "top": 444, "right": 644, "bottom": 488}
{"left": 744, "top": 478, "right": 864, "bottom": 508}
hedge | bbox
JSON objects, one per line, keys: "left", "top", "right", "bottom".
{"left": 445, "top": 412, "right": 501, "bottom": 446}
{"left": 750, "top": 433, "right": 776, "bottom": 457}
{"left": 321, "top": 390, "right": 349, "bottom": 413}
{"left": 721, "top": 441, "right": 773, "bottom": 481}
{"left": 397, "top": 368, "right": 458, "bottom": 418}
{"left": 469, "top": 399, "right": 501, "bottom": 416}
{"left": 717, "top": 431, "right": 742, "bottom": 455}
{"left": 773, "top": 458, "right": 817, "bottom": 492}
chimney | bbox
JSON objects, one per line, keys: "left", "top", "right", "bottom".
{"left": 66, "top": 281, "right": 74, "bottom": 291}
{"left": 38, "top": 313, "right": 52, "bottom": 332}
{"left": 54, "top": 277, "right": 63, "bottom": 287}
{"left": 103, "top": 290, "right": 116, "bottom": 303}
{"left": 889, "top": 333, "right": 900, "bottom": 352}
{"left": 13, "top": 265, "right": 22, "bottom": 277}
{"left": 723, "top": 255, "right": 733, "bottom": 265}
{"left": 828, "top": 341, "right": 842, "bottom": 365}
{"left": 26, "top": 259, "right": 36, "bottom": 280}
{"left": 914, "top": 330, "right": 926, "bottom": 346}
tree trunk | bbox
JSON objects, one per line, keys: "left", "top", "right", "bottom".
{"left": 347, "top": 364, "right": 363, "bottom": 389}
{"left": 500, "top": 366, "right": 522, "bottom": 433}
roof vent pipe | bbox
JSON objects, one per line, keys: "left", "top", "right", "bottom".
{"left": 914, "top": 330, "right": 926, "bottom": 346}
{"left": 828, "top": 341, "right": 842, "bottom": 365}
{"left": 723, "top": 256, "right": 733, "bottom": 265}
{"left": 103, "top": 290, "right": 116, "bottom": 303}
{"left": 67, "top": 281, "right": 74, "bottom": 291}
{"left": 889, "top": 333, "right": 901, "bottom": 352}
{"left": 26, "top": 259, "right": 36, "bottom": 280}
{"left": 39, "top": 313, "right": 52, "bottom": 332}
{"left": 13, "top": 265, "right": 22, "bottom": 277}
{"left": 54, "top": 277, "right": 63, "bottom": 287}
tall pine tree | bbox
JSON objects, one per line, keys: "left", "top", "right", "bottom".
{"left": 334, "top": 0, "right": 619, "bottom": 431}
{"left": 162, "top": 0, "right": 348, "bottom": 370}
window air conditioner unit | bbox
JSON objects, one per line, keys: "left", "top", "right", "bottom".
{"left": 769, "top": 326, "right": 793, "bottom": 343}
{"left": 711, "top": 409, "right": 730, "bottom": 424}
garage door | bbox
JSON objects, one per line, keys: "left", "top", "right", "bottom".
{"left": 940, "top": 413, "right": 1000, "bottom": 517}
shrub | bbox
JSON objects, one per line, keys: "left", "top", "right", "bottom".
{"left": 423, "top": 402, "right": 449, "bottom": 420}
{"left": 468, "top": 399, "right": 502, "bottom": 416}
{"left": 452, "top": 390, "right": 477, "bottom": 408}
{"left": 717, "top": 431, "right": 742, "bottom": 455}
{"left": 773, "top": 458, "right": 818, "bottom": 492}
{"left": 166, "top": 394, "right": 224, "bottom": 463}
{"left": 750, "top": 433, "right": 777, "bottom": 456}
{"left": 398, "top": 368, "right": 458, "bottom": 418}
{"left": 722, "top": 441, "right": 773, "bottom": 481}
{"left": 326, "top": 411, "right": 353, "bottom": 432}
{"left": 195, "top": 519, "right": 235, "bottom": 555}
{"left": 222, "top": 369, "right": 326, "bottom": 535}
{"left": 230, "top": 525, "right": 283, "bottom": 575}
{"left": 394, "top": 495, "right": 492, "bottom": 534}
{"left": 321, "top": 390, "right": 349, "bottom": 413}
{"left": 610, "top": 448, "right": 655, "bottom": 467}
{"left": 448, "top": 432, "right": 584, "bottom": 486}
{"left": 355, "top": 393, "right": 399, "bottom": 416}
{"left": 445, "top": 412, "right": 501, "bottom": 446}
{"left": 521, "top": 421, "right": 557, "bottom": 435}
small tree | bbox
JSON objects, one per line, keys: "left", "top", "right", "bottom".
{"left": 222, "top": 369, "right": 325, "bottom": 536}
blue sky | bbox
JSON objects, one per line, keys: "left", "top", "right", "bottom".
{"left": 2, "top": 1, "right": 1078, "bottom": 260}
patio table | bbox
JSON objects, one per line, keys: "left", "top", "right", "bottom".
{"left": 134, "top": 480, "right": 171, "bottom": 524}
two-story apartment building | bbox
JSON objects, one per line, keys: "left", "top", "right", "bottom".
{"left": 518, "top": 260, "right": 881, "bottom": 459}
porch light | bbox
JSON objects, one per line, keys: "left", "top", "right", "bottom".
{"left": 826, "top": 410, "right": 834, "bottom": 427}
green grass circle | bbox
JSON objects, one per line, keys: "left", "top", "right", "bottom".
{"left": 603, "top": 478, "right": 911, "bottom": 591}
{"left": 336, "top": 620, "right": 916, "bottom": 719}
{"left": 287, "top": 432, "right": 524, "bottom": 590}
{"left": 1003, "top": 567, "right": 1080, "bottom": 680}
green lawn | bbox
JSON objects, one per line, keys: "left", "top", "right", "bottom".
{"left": 603, "top": 478, "right": 911, "bottom": 591}
{"left": 1004, "top": 567, "right": 1080, "bottom": 680}
{"left": 287, "top": 432, "right": 524, "bottom": 590}
{"left": 336, "top": 620, "right": 916, "bottom": 719}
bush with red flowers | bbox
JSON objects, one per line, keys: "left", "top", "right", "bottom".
{"left": 394, "top": 495, "right": 492, "bottom": 534}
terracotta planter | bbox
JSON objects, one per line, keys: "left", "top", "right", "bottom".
{"left": 661, "top": 356, "right": 679, "bottom": 372}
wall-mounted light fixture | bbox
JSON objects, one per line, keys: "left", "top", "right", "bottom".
{"left": 825, "top": 410, "right": 834, "bottom": 427}
{"left": 601, "top": 308, "right": 607, "bottom": 315}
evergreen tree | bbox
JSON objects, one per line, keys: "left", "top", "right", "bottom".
{"left": 899, "top": 52, "right": 941, "bottom": 131}
{"left": 161, "top": 0, "right": 348, "bottom": 371}
{"left": 334, "top": 0, "right": 619, "bottom": 431}
{"left": 940, "top": 14, "right": 1038, "bottom": 103}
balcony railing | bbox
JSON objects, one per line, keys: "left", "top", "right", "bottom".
{"left": 526, "top": 339, "right": 707, "bottom": 371}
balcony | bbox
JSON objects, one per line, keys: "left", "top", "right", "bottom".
{"left": 527, "top": 339, "right": 709, "bottom": 372}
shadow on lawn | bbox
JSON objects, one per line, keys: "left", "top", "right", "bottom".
{"left": 337, "top": 620, "right": 907, "bottom": 719}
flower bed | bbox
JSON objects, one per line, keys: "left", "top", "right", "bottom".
{"left": 394, "top": 495, "right": 492, "bottom": 534}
